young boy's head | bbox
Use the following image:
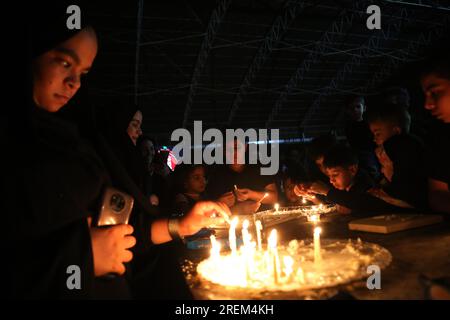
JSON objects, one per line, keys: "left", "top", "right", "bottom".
{"left": 366, "top": 103, "right": 411, "bottom": 146}
{"left": 323, "top": 145, "right": 359, "bottom": 191}
{"left": 419, "top": 52, "right": 450, "bottom": 123}
{"left": 308, "top": 134, "right": 338, "bottom": 175}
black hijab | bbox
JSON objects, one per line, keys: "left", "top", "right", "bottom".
{"left": 96, "top": 99, "right": 147, "bottom": 190}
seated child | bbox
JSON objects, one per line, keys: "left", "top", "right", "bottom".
{"left": 298, "top": 144, "right": 375, "bottom": 214}
{"left": 298, "top": 142, "right": 426, "bottom": 215}
{"left": 281, "top": 167, "right": 315, "bottom": 206}
{"left": 172, "top": 164, "right": 207, "bottom": 215}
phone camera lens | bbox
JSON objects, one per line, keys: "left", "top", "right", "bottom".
{"left": 110, "top": 193, "right": 125, "bottom": 212}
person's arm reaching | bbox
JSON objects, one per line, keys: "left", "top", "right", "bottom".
{"left": 150, "top": 201, "right": 231, "bottom": 244}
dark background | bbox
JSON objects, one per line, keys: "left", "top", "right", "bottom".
{"left": 75, "top": 0, "right": 449, "bottom": 145}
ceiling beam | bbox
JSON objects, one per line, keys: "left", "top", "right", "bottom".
{"left": 182, "top": 0, "right": 231, "bottom": 128}
{"left": 226, "top": 0, "right": 309, "bottom": 126}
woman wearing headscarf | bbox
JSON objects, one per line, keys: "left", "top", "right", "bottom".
{"left": 8, "top": 1, "right": 230, "bottom": 299}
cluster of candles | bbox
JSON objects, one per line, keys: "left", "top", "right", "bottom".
{"left": 208, "top": 211, "right": 323, "bottom": 286}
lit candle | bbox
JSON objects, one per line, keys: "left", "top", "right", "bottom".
{"left": 314, "top": 226, "right": 322, "bottom": 264}
{"left": 210, "top": 234, "right": 221, "bottom": 261}
{"left": 255, "top": 220, "right": 263, "bottom": 251}
{"left": 274, "top": 203, "right": 279, "bottom": 213}
{"left": 268, "top": 229, "right": 279, "bottom": 284}
{"left": 302, "top": 197, "right": 307, "bottom": 204}
{"left": 283, "top": 256, "right": 294, "bottom": 283}
{"left": 309, "top": 214, "right": 320, "bottom": 224}
{"left": 229, "top": 217, "right": 239, "bottom": 255}
{"left": 297, "top": 266, "right": 305, "bottom": 284}
{"left": 242, "top": 219, "right": 250, "bottom": 248}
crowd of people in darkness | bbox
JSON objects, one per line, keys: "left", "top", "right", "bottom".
{"left": 6, "top": 1, "right": 450, "bottom": 299}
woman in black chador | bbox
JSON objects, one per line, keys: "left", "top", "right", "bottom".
{"left": 7, "top": 1, "right": 230, "bottom": 299}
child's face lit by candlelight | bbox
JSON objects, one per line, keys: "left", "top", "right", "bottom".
{"left": 326, "top": 165, "right": 357, "bottom": 191}
{"left": 185, "top": 166, "right": 206, "bottom": 194}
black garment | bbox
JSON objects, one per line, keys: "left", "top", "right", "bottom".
{"left": 173, "top": 193, "right": 199, "bottom": 215}
{"left": 96, "top": 104, "right": 192, "bottom": 300}
{"left": 206, "top": 164, "right": 275, "bottom": 198}
{"left": 345, "top": 119, "right": 380, "bottom": 180}
{"left": 326, "top": 189, "right": 412, "bottom": 217}
{"left": 97, "top": 102, "right": 146, "bottom": 191}
{"left": 426, "top": 122, "right": 450, "bottom": 186}
{"left": 9, "top": 108, "right": 130, "bottom": 299}
{"left": 383, "top": 133, "right": 428, "bottom": 209}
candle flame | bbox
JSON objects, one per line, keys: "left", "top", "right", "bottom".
{"left": 309, "top": 214, "right": 320, "bottom": 223}
{"left": 314, "top": 226, "right": 322, "bottom": 236}
{"left": 274, "top": 203, "right": 279, "bottom": 211}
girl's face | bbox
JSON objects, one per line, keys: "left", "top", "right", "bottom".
{"left": 127, "top": 110, "right": 143, "bottom": 145}
{"left": 421, "top": 73, "right": 450, "bottom": 123}
{"left": 33, "top": 28, "right": 98, "bottom": 112}
{"left": 185, "top": 167, "right": 206, "bottom": 194}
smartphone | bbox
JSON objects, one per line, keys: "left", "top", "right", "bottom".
{"left": 96, "top": 187, "right": 134, "bottom": 226}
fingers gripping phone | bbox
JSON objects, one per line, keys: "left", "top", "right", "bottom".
{"left": 96, "top": 187, "right": 134, "bottom": 226}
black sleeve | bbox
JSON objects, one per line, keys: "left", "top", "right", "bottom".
{"left": 326, "top": 188, "right": 402, "bottom": 216}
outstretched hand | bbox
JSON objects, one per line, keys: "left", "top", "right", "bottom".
{"left": 179, "top": 201, "right": 232, "bottom": 236}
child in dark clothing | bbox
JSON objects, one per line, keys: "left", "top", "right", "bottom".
{"left": 172, "top": 164, "right": 207, "bottom": 215}
{"left": 297, "top": 144, "right": 375, "bottom": 214}
{"left": 281, "top": 166, "right": 316, "bottom": 206}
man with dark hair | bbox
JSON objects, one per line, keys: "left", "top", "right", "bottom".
{"left": 420, "top": 48, "right": 450, "bottom": 214}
